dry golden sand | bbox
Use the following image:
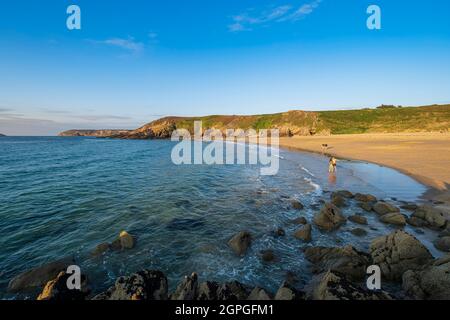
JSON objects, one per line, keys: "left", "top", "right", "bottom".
{"left": 278, "top": 133, "right": 450, "bottom": 213}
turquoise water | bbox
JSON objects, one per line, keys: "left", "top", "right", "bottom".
{"left": 0, "top": 137, "right": 431, "bottom": 298}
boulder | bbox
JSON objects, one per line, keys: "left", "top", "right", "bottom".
{"left": 294, "top": 224, "right": 312, "bottom": 242}
{"left": 247, "top": 287, "right": 272, "bottom": 300}
{"left": 91, "top": 243, "right": 110, "bottom": 257}
{"left": 171, "top": 273, "right": 198, "bottom": 300}
{"left": 379, "top": 213, "right": 406, "bottom": 226}
{"left": 274, "top": 281, "right": 305, "bottom": 300}
{"left": 402, "top": 255, "right": 450, "bottom": 300}
{"left": 228, "top": 231, "right": 252, "bottom": 256}
{"left": 92, "top": 270, "right": 168, "bottom": 300}
{"left": 359, "top": 202, "right": 373, "bottom": 212}
{"left": 412, "top": 205, "right": 447, "bottom": 230}
{"left": 304, "top": 245, "right": 371, "bottom": 281}
{"left": 400, "top": 203, "right": 418, "bottom": 211}
{"left": 274, "top": 228, "right": 286, "bottom": 237}
{"left": 373, "top": 202, "right": 400, "bottom": 215}
{"left": 351, "top": 228, "right": 367, "bottom": 237}
{"left": 216, "top": 281, "right": 250, "bottom": 300}
{"left": 291, "top": 217, "right": 307, "bottom": 225}
{"left": 434, "top": 237, "right": 450, "bottom": 252}
{"left": 332, "top": 190, "right": 354, "bottom": 199}
{"left": 407, "top": 216, "right": 429, "bottom": 228}
{"left": 291, "top": 200, "right": 304, "bottom": 210}
{"left": 313, "top": 203, "right": 346, "bottom": 231}
{"left": 370, "top": 230, "right": 433, "bottom": 281}
{"left": 331, "top": 195, "right": 346, "bottom": 208}
{"left": 37, "top": 271, "right": 89, "bottom": 301}
{"left": 307, "top": 271, "right": 392, "bottom": 300}
{"left": 348, "top": 215, "right": 368, "bottom": 225}
{"left": 260, "top": 250, "right": 275, "bottom": 262}
{"left": 8, "top": 257, "right": 74, "bottom": 292}
{"left": 354, "top": 193, "right": 377, "bottom": 202}
{"left": 111, "top": 231, "right": 135, "bottom": 251}
{"left": 197, "top": 281, "right": 219, "bottom": 300}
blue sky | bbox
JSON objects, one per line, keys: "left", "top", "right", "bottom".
{"left": 1, "top": 0, "right": 450, "bottom": 135}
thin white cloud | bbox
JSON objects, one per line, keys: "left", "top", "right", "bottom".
{"left": 90, "top": 37, "right": 144, "bottom": 55}
{"left": 228, "top": 0, "right": 322, "bottom": 32}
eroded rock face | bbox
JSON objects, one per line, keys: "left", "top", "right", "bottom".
{"left": 380, "top": 213, "right": 407, "bottom": 226}
{"left": 304, "top": 245, "right": 371, "bottom": 281}
{"left": 370, "top": 230, "right": 433, "bottom": 281}
{"left": 197, "top": 281, "right": 219, "bottom": 300}
{"left": 92, "top": 270, "right": 168, "bottom": 300}
{"left": 402, "top": 255, "right": 450, "bottom": 300}
{"left": 313, "top": 203, "right": 347, "bottom": 231}
{"left": 294, "top": 224, "right": 312, "bottom": 242}
{"left": 216, "top": 281, "right": 250, "bottom": 300}
{"left": 307, "top": 271, "right": 392, "bottom": 300}
{"left": 248, "top": 287, "right": 272, "bottom": 300}
{"left": 412, "top": 206, "right": 447, "bottom": 230}
{"left": 274, "top": 281, "right": 305, "bottom": 300}
{"left": 373, "top": 202, "right": 400, "bottom": 216}
{"left": 171, "top": 273, "right": 198, "bottom": 300}
{"left": 37, "top": 271, "right": 89, "bottom": 301}
{"left": 228, "top": 231, "right": 252, "bottom": 256}
{"left": 8, "top": 257, "right": 74, "bottom": 293}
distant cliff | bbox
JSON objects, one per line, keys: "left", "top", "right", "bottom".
{"left": 58, "top": 104, "right": 450, "bottom": 139}
{"left": 58, "top": 129, "right": 131, "bottom": 137}
{"left": 0, "top": 133, "right": 6, "bottom": 137}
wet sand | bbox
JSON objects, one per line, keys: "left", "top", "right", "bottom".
{"left": 279, "top": 133, "right": 450, "bottom": 215}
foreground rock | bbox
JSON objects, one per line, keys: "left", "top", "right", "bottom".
{"left": 216, "top": 281, "right": 250, "bottom": 300}
{"left": 228, "top": 231, "right": 252, "bottom": 256}
{"left": 434, "top": 237, "right": 450, "bottom": 252}
{"left": 307, "top": 271, "right": 392, "bottom": 300}
{"left": 412, "top": 205, "right": 447, "bottom": 230}
{"left": 294, "top": 224, "right": 312, "bottom": 242}
{"left": 197, "top": 281, "right": 219, "bottom": 300}
{"left": 332, "top": 190, "right": 354, "bottom": 199}
{"left": 402, "top": 255, "right": 450, "bottom": 300}
{"left": 348, "top": 215, "right": 368, "bottom": 225}
{"left": 304, "top": 245, "right": 371, "bottom": 281}
{"left": 373, "top": 202, "right": 400, "bottom": 215}
{"left": 354, "top": 193, "right": 377, "bottom": 202}
{"left": 37, "top": 271, "right": 89, "bottom": 301}
{"left": 274, "top": 281, "right": 305, "bottom": 300}
{"left": 8, "top": 257, "right": 74, "bottom": 292}
{"left": 248, "top": 287, "right": 272, "bottom": 300}
{"left": 313, "top": 203, "right": 347, "bottom": 231}
{"left": 171, "top": 273, "right": 198, "bottom": 300}
{"left": 379, "top": 212, "right": 406, "bottom": 226}
{"left": 370, "top": 230, "right": 433, "bottom": 281}
{"left": 92, "top": 270, "right": 168, "bottom": 300}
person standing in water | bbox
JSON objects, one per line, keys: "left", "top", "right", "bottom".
{"left": 328, "top": 157, "right": 337, "bottom": 173}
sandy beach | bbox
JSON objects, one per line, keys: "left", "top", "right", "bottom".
{"left": 279, "top": 133, "right": 450, "bottom": 213}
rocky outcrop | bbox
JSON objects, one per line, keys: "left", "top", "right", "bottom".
{"left": 291, "top": 200, "right": 304, "bottom": 210}
{"left": 332, "top": 190, "right": 354, "bottom": 199}
{"left": 304, "top": 245, "right": 371, "bottom": 281}
{"left": 307, "top": 271, "right": 392, "bottom": 300}
{"left": 92, "top": 231, "right": 135, "bottom": 256}
{"left": 171, "top": 273, "right": 198, "bottom": 300}
{"left": 331, "top": 195, "right": 346, "bottom": 208}
{"left": 294, "top": 224, "right": 312, "bottom": 242}
{"left": 412, "top": 205, "right": 447, "bottom": 230}
{"left": 291, "top": 217, "right": 307, "bottom": 225}
{"left": 354, "top": 193, "right": 377, "bottom": 202}
{"left": 8, "top": 257, "right": 74, "bottom": 292}
{"left": 260, "top": 250, "right": 275, "bottom": 262}
{"left": 58, "top": 129, "right": 131, "bottom": 137}
{"left": 313, "top": 203, "right": 346, "bottom": 231}
{"left": 216, "top": 281, "right": 250, "bottom": 300}
{"left": 248, "top": 287, "right": 272, "bottom": 300}
{"left": 379, "top": 212, "right": 407, "bottom": 226}
{"left": 274, "top": 281, "right": 305, "bottom": 300}
{"left": 92, "top": 270, "right": 168, "bottom": 300}
{"left": 228, "top": 231, "right": 252, "bottom": 256}
{"left": 351, "top": 228, "right": 367, "bottom": 237}
{"left": 434, "top": 237, "right": 450, "bottom": 252}
{"left": 402, "top": 255, "right": 450, "bottom": 300}
{"left": 37, "top": 271, "right": 89, "bottom": 301}
{"left": 348, "top": 215, "right": 368, "bottom": 225}
{"left": 373, "top": 202, "right": 400, "bottom": 215}
{"left": 407, "top": 216, "right": 429, "bottom": 228}
{"left": 369, "top": 230, "right": 434, "bottom": 281}
{"left": 197, "top": 281, "right": 219, "bottom": 300}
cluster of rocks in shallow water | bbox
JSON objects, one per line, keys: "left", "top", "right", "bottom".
{"left": 6, "top": 191, "right": 450, "bottom": 300}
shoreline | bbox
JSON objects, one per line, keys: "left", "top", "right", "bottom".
{"left": 278, "top": 133, "right": 450, "bottom": 216}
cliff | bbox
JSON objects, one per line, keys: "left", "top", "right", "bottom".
{"left": 58, "top": 129, "right": 131, "bottom": 137}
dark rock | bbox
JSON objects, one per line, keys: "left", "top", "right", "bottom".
{"left": 92, "top": 270, "right": 168, "bottom": 300}
{"left": 8, "top": 257, "right": 74, "bottom": 293}
{"left": 351, "top": 228, "right": 367, "bottom": 237}
{"left": 291, "top": 217, "right": 307, "bottom": 225}
{"left": 228, "top": 231, "right": 252, "bottom": 256}
{"left": 304, "top": 245, "right": 371, "bottom": 281}
{"left": 331, "top": 195, "right": 346, "bottom": 208}
{"left": 171, "top": 273, "right": 198, "bottom": 300}
{"left": 91, "top": 243, "right": 111, "bottom": 256}
{"left": 370, "top": 230, "right": 433, "bottom": 281}
{"left": 313, "top": 203, "right": 346, "bottom": 231}
{"left": 348, "top": 215, "right": 368, "bottom": 225}
{"left": 110, "top": 231, "right": 135, "bottom": 251}
{"left": 197, "top": 281, "right": 219, "bottom": 300}
{"left": 400, "top": 203, "right": 418, "bottom": 211}
{"left": 407, "top": 216, "right": 429, "bottom": 228}
{"left": 247, "top": 287, "right": 272, "bottom": 300}
{"left": 37, "top": 271, "right": 89, "bottom": 301}
{"left": 291, "top": 200, "right": 304, "bottom": 210}
{"left": 354, "top": 193, "right": 377, "bottom": 202}
{"left": 379, "top": 213, "right": 406, "bottom": 226}
{"left": 274, "top": 228, "right": 286, "bottom": 237}
{"left": 216, "top": 281, "right": 250, "bottom": 300}
{"left": 412, "top": 205, "right": 447, "bottom": 230}
{"left": 294, "top": 224, "right": 312, "bottom": 242}
{"left": 359, "top": 202, "right": 373, "bottom": 212}
{"left": 373, "top": 202, "right": 400, "bottom": 215}
{"left": 274, "top": 281, "right": 305, "bottom": 300}
{"left": 434, "top": 237, "right": 450, "bottom": 252}
{"left": 403, "top": 255, "right": 450, "bottom": 300}
{"left": 260, "top": 250, "right": 275, "bottom": 262}
{"left": 307, "top": 271, "right": 392, "bottom": 300}
{"left": 332, "top": 190, "right": 354, "bottom": 199}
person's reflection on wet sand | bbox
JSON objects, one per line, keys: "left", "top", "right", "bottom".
{"left": 328, "top": 173, "right": 337, "bottom": 185}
